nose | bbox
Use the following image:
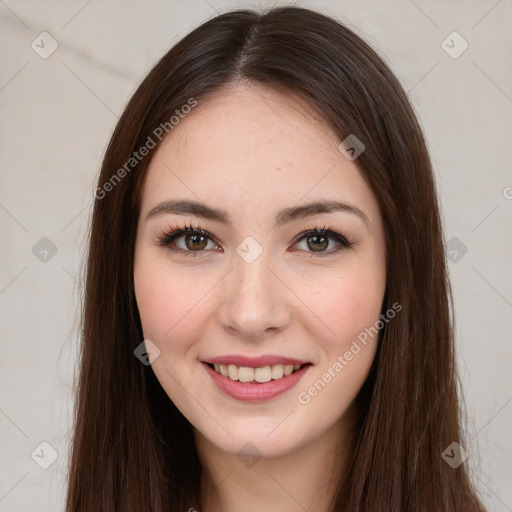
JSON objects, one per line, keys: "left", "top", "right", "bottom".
{"left": 216, "top": 252, "right": 293, "bottom": 341}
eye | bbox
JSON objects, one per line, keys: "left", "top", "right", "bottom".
{"left": 291, "top": 226, "right": 354, "bottom": 256}
{"left": 156, "top": 223, "right": 220, "bottom": 257}
{"left": 155, "top": 223, "right": 354, "bottom": 257}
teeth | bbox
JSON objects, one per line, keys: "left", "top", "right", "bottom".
{"left": 211, "top": 362, "right": 305, "bottom": 382}
{"left": 255, "top": 366, "right": 272, "bottom": 383}
{"left": 238, "top": 366, "right": 254, "bottom": 382}
{"left": 270, "top": 365, "right": 283, "bottom": 379}
{"left": 227, "top": 364, "right": 238, "bottom": 380}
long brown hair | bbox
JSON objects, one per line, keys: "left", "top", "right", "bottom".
{"left": 66, "top": 6, "right": 485, "bottom": 511}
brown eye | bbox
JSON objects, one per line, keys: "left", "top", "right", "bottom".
{"left": 184, "top": 233, "right": 208, "bottom": 251}
{"left": 157, "top": 225, "right": 353, "bottom": 258}
{"left": 293, "top": 228, "right": 353, "bottom": 255}
{"left": 306, "top": 233, "right": 329, "bottom": 252}
{"left": 157, "top": 226, "right": 219, "bottom": 256}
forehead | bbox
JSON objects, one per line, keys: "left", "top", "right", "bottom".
{"left": 140, "top": 83, "right": 377, "bottom": 223}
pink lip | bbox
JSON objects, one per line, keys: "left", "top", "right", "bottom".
{"left": 202, "top": 362, "right": 311, "bottom": 402}
{"left": 203, "top": 355, "right": 309, "bottom": 367}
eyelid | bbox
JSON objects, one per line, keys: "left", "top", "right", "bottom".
{"left": 290, "top": 226, "right": 353, "bottom": 248}
{"left": 155, "top": 222, "right": 354, "bottom": 257}
{"left": 155, "top": 224, "right": 220, "bottom": 256}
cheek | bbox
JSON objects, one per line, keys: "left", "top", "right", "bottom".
{"left": 296, "top": 273, "right": 383, "bottom": 413}
{"left": 134, "top": 265, "right": 169, "bottom": 341}
{"left": 133, "top": 252, "right": 222, "bottom": 353}
{"left": 294, "top": 260, "right": 385, "bottom": 410}
{"left": 303, "top": 267, "right": 385, "bottom": 346}
{"left": 134, "top": 258, "right": 193, "bottom": 342}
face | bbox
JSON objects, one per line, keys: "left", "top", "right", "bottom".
{"left": 133, "top": 83, "right": 386, "bottom": 459}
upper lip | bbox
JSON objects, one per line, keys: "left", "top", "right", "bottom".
{"left": 202, "top": 355, "right": 311, "bottom": 368}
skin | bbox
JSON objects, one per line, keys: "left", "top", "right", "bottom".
{"left": 133, "top": 82, "right": 387, "bottom": 512}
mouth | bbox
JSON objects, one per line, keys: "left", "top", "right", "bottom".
{"left": 204, "top": 362, "right": 312, "bottom": 384}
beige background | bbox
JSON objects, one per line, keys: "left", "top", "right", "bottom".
{"left": 1, "top": 0, "right": 511, "bottom": 510}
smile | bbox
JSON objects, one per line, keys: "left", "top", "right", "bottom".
{"left": 202, "top": 361, "right": 312, "bottom": 402}
{"left": 207, "top": 363, "right": 306, "bottom": 383}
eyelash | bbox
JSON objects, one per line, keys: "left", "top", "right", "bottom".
{"left": 155, "top": 221, "right": 355, "bottom": 258}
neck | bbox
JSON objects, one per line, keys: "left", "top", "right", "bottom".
{"left": 194, "top": 403, "right": 358, "bottom": 512}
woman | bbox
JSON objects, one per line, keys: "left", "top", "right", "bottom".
{"left": 66, "top": 6, "right": 486, "bottom": 511}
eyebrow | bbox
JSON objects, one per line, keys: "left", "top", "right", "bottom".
{"left": 145, "top": 199, "right": 371, "bottom": 229}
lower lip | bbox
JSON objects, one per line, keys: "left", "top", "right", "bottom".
{"left": 202, "top": 363, "right": 311, "bottom": 402}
